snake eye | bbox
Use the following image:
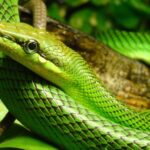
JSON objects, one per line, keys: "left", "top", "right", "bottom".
{"left": 24, "top": 39, "right": 39, "bottom": 54}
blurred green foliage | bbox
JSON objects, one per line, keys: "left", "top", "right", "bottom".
{"left": 47, "top": 0, "right": 150, "bottom": 35}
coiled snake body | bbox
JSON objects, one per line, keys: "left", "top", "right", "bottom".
{"left": 0, "top": 0, "right": 150, "bottom": 149}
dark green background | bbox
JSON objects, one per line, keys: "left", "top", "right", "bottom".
{"left": 47, "top": 0, "right": 150, "bottom": 35}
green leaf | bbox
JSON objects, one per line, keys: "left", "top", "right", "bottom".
{"left": 69, "top": 8, "right": 93, "bottom": 33}
{"left": 0, "top": 101, "right": 8, "bottom": 121}
{"left": 48, "top": 3, "right": 65, "bottom": 22}
{"left": 96, "top": 9, "right": 111, "bottom": 32}
{"left": 130, "top": 0, "right": 150, "bottom": 15}
{"left": 0, "top": 124, "right": 58, "bottom": 150}
{"left": 65, "top": 0, "right": 89, "bottom": 7}
{"left": 109, "top": 2, "right": 140, "bottom": 29}
{"left": 91, "top": 0, "right": 109, "bottom": 6}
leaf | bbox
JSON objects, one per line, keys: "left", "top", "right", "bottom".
{"left": 91, "top": 0, "right": 109, "bottom": 6}
{"left": 0, "top": 101, "right": 8, "bottom": 121}
{"left": 96, "top": 9, "right": 111, "bottom": 32}
{"left": 65, "top": 0, "right": 89, "bottom": 7}
{"left": 109, "top": 2, "right": 140, "bottom": 29}
{"left": 69, "top": 8, "right": 93, "bottom": 33}
{"left": 130, "top": 0, "right": 150, "bottom": 15}
{"left": 48, "top": 3, "right": 65, "bottom": 22}
{"left": 0, "top": 124, "right": 58, "bottom": 150}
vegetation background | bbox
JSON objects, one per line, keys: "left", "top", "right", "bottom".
{"left": 47, "top": 0, "right": 150, "bottom": 35}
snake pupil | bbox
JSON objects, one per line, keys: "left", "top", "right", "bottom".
{"left": 28, "top": 42, "right": 36, "bottom": 50}
{"left": 24, "top": 39, "right": 39, "bottom": 54}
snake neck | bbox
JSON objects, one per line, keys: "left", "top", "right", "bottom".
{"left": 66, "top": 72, "right": 150, "bottom": 130}
{"left": 54, "top": 46, "right": 150, "bottom": 131}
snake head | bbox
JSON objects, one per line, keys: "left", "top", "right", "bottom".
{"left": 0, "top": 23, "right": 91, "bottom": 90}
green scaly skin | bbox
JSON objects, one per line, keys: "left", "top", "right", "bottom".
{"left": 0, "top": 1, "right": 150, "bottom": 149}
{"left": 0, "top": 23, "right": 150, "bottom": 130}
{"left": 98, "top": 30, "right": 150, "bottom": 64}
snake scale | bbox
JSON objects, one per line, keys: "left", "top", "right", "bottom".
{"left": 98, "top": 30, "right": 150, "bottom": 64}
{"left": 0, "top": 0, "right": 150, "bottom": 149}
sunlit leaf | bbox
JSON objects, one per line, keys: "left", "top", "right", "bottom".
{"left": 0, "top": 101, "right": 8, "bottom": 121}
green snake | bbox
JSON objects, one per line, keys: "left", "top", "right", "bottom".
{"left": 0, "top": 0, "right": 150, "bottom": 149}
{"left": 98, "top": 30, "right": 150, "bottom": 64}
